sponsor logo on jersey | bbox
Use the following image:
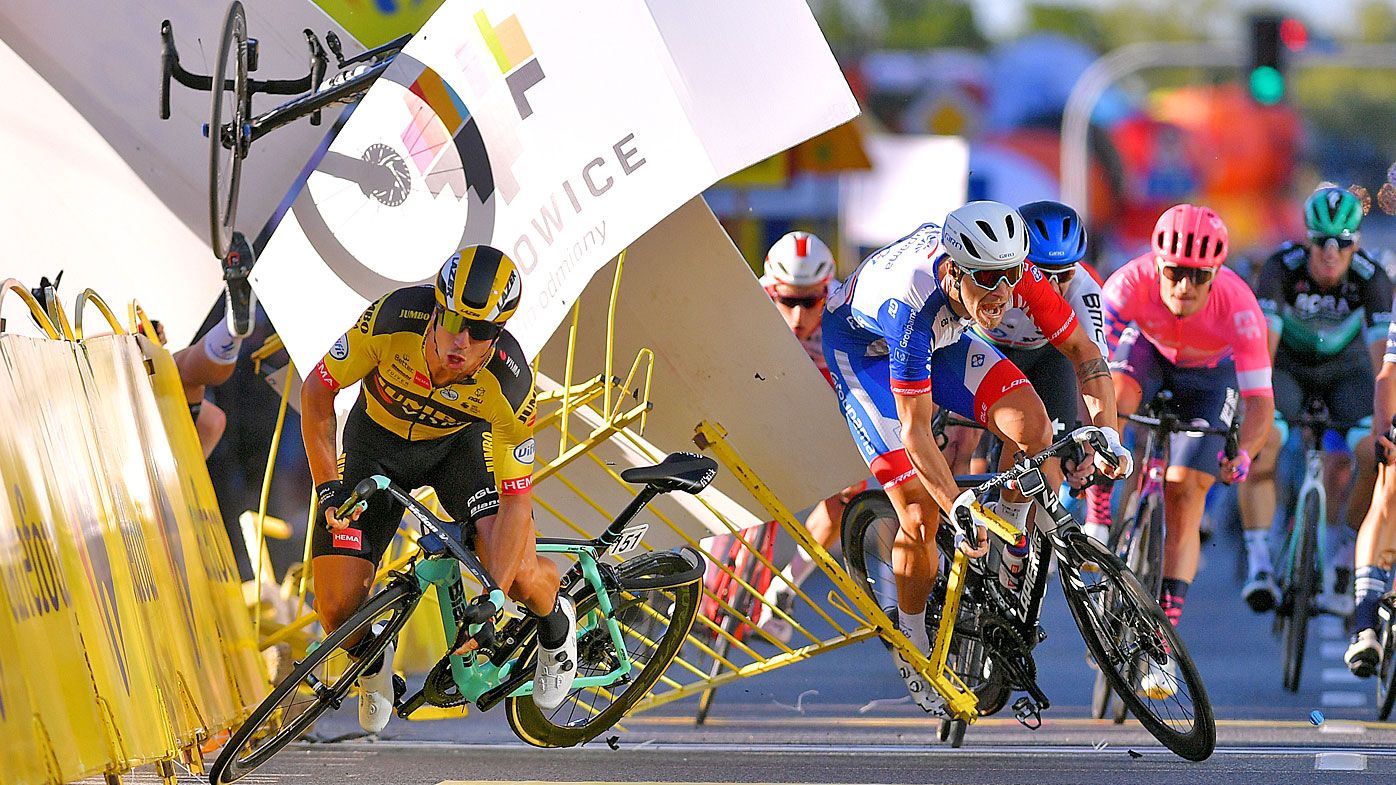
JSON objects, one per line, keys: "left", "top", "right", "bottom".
{"left": 971, "top": 353, "right": 986, "bottom": 368}
{"left": 440, "top": 388, "right": 459, "bottom": 401}
{"left": 498, "top": 348, "right": 521, "bottom": 376}
{"left": 332, "top": 527, "right": 363, "bottom": 550}
{"left": 315, "top": 362, "right": 341, "bottom": 392}
{"left": 501, "top": 476, "right": 532, "bottom": 494}
{"left": 1234, "top": 310, "right": 1263, "bottom": 341}
{"left": 330, "top": 334, "right": 350, "bottom": 361}
{"left": 413, "top": 371, "right": 432, "bottom": 388}
{"left": 400, "top": 308, "right": 432, "bottom": 321}
{"left": 514, "top": 438, "right": 536, "bottom": 464}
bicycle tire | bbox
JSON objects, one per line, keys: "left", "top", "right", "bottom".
{"left": 1377, "top": 601, "right": 1396, "bottom": 721}
{"left": 1059, "top": 532, "right": 1215, "bottom": 762}
{"left": 209, "top": 579, "right": 420, "bottom": 784}
{"left": 1281, "top": 491, "right": 1319, "bottom": 692}
{"left": 694, "top": 543, "right": 761, "bottom": 726}
{"left": 1092, "top": 492, "right": 1162, "bottom": 724}
{"left": 505, "top": 549, "right": 702, "bottom": 747}
{"left": 208, "top": 0, "right": 248, "bottom": 258}
{"left": 841, "top": 490, "right": 1007, "bottom": 715}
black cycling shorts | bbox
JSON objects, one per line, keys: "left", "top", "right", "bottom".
{"left": 1272, "top": 344, "right": 1374, "bottom": 432}
{"left": 311, "top": 413, "right": 499, "bottom": 565}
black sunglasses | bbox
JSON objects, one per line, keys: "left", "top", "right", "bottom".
{"left": 438, "top": 309, "right": 504, "bottom": 340}
{"left": 1158, "top": 263, "right": 1218, "bottom": 285}
{"left": 957, "top": 263, "right": 1023, "bottom": 290}
{"left": 1309, "top": 233, "right": 1356, "bottom": 250}
{"left": 774, "top": 294, "right": 825, "bottom": 309}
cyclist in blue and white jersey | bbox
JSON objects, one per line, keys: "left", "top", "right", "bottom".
{"left": 822, "top": 201, "right": 1132, "bottom": 710}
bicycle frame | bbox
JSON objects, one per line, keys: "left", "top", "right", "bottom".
{"left": 1280, "top": 422, "right": 1330, "bottom": 593}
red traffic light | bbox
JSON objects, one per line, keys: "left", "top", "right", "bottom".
{"left": 1279, "top": 18, "right": 1307, "bottom": 51}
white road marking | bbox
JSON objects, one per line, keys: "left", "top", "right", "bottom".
{"left": 1315, "top": 751, "right": 1368, "bottom": 771}
{"left": 1320, "top": 691, "right": 1367, "bottom": 708}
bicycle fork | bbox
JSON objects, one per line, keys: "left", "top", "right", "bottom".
{"left": 1283, "top": 449, "right": 1328, "bottom": 588}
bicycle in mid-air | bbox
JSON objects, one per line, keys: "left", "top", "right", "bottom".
{"left": 1092, "top": 388, "right": 1239, "bottom": 722}
{"left": 842, "top": 426, "right": 1215, "bottom": 761}
{"left": 159, "top": 0, "right": 408, "bottom": 257}
{"left": 207, "top": 452, "right": 714, "bottom": 784}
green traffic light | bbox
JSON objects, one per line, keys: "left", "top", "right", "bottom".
{"left": 1249, "top": 65, "right": 1285, "bottom": 104}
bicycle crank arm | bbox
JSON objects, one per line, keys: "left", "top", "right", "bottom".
{"left": 396, "top": 687, "right": 429, "bottom": 719}
{"left": 1012, "top": 695, "right": 1044, "bottom": 730}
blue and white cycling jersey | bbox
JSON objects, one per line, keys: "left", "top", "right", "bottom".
{"left": 823, "top": 223, "right": 968, "bottom": 396}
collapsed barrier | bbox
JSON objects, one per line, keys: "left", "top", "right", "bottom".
{"left": 0, "top": 281, "right": 265, "bottom": 785}
{"left": 243, "top": 252, "right": 958, "bottom": 733}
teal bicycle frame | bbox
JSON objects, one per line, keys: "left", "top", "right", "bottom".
{"left": 1279, "top": 430, "right": 1329, "bottom": 593}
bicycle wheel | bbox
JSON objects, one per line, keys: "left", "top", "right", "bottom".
{"left": 505, "top": 548, "right": 703, "bottom": 747}
{"left": 1059, "top": 532, "right": 1215, "bottom": 762}
{"left": 208, "top": 0, "right": 249, "bottom": 258}
{"left": 1375, "top": 598, "right": 1396, "bottom": 720}
{"left": 1281, "top": 491, "right": 1319, "bottom": 692}
{"left": 842, "top": 490, "right": 1007, "bottom": 715}
{"left": 209, "top": 580, "right": 419, "bottom": 784}
{"left": 1100, "top": 494, "right": 1165, "bottom": 724}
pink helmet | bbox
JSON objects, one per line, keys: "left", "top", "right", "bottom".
{"left": 1152, "top": 204, "right": 1229, "bottom": 268}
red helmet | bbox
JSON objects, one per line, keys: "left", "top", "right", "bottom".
{"left": 1152, "top": 204, "right": 1228, "bottom": 268}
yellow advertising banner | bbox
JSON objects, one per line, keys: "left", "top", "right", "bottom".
{"left": 0, "top": 570, "right": 46, "bottom": 785}
{"left": 0, "top": 335, "right": 117, "bottom": 783}
{"left": 133, "top": 334, "right": 267, "bottom": 709}
{"left": 312, "top": 0, "right": 445, "bottom": 47}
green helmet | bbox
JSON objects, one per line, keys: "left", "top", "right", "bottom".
{"left": 1304, "top": 187, "right": 1363, "bottom": 239}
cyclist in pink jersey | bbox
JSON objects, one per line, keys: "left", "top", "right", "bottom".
{"left": 1088, "top": 205, "right": 1274, "bottom": 697}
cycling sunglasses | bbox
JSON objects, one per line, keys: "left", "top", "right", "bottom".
{"left": 774, "top": 294, "right": 825, "bottom": 309}
{"left": 1308, "top": 233, "right": 1356, "bottom": 250}
{"left": 1039, "top": 266, "right": 1076, "bottom": 285}
{"left": 1157, "top": 263, "right": 1218, "bottom": 285}
{"left": 438, "top": 309, "right": 503, "bottom": 341}
{"left": 956, "top": 263, "right": 1023, "bottom": 290}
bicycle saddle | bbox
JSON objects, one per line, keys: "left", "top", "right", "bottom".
{"left": 621, "top": 452, "right": 718, "bottom": 494}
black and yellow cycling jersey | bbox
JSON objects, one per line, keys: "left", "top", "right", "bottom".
{"left": 312, "top": 286, "right": 537, "bottom": 493}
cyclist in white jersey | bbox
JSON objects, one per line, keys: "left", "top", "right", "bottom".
{"left": 823, "top": 201, "right": 1132, "bottom": 711}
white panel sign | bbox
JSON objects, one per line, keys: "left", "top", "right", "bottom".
{"left": 841, "top": 134, "right": 970, "bottom": 249}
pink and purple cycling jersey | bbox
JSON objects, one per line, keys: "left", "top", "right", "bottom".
{"left": 1102, "top": 254, "right": 1273, "bottom": 397}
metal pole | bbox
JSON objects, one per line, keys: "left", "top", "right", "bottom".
{"left": 1061, "top": 43, "right": 1396, "bottom": 225}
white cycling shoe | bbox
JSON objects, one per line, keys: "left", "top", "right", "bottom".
{"left": 1138, "top": 656, "right": 1179, "bottom": 701}
{"left": 754, "top": 588, "right": 797, "bottom": 645}
{"left": 1345, "top": 628, "right": 1381, "bottom": 678}
{"left": 356, "top": 638, "right": 396, "bottom": 734}
{"left": 533, "top": 598, "right": 578, "bottom": 711}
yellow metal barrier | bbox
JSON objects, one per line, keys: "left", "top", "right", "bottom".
{"left": 0, "top": 282, "right": 267, "bottom": 784}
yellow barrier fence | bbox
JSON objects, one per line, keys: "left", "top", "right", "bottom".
{"left": 0, "top": 282, "right": 266, "bottom": 784}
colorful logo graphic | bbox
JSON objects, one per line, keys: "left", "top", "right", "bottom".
{"left": 401, "top": 66, "right": 489, "bottom": 200}
{"left": 473, "top": 10, "right": 546, "bottom": 119}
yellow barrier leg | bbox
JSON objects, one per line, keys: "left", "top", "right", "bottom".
{"left": 156, "top": 758, "right": 178, "bottom": 785}
{"left": 693, "top": 420, "right": 979, "bottom": 720}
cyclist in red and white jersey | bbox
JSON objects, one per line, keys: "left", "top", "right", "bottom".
{"left": 1090, "top": 204, "right": 1274, "bottom": 698}
{"left": 752, "top": 231, "right": 868, "bottom": 643}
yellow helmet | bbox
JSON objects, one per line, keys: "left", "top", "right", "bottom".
{"left": 434, "top": 245, "right": 522, "bottom": 329}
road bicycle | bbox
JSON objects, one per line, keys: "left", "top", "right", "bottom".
{"left": 1092, "top": 388, "right": 1238, "bottom": 722}
{"left": 207, "top": 452, "right": 714, "bottom": 784}
{"left": 843, "top": 426, "right": 1215, "bottom": 760}
{"left": 1378, "top": 592, "right": 1396, "bottom": 720}
{"left": 1273, "top": 399, "right": 1343, "bottom": 692}
{"left": 159, "top": 1, "right": 408, "bottom": 257}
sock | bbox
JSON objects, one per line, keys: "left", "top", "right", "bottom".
{"left": 997, "top": 500, "right": 1032, "bottom": 531}
{"left": 1354, "top": 565, "right": 1391, "bottom": 633}
{"left": 538, "top": 599, "right": 570, "bottom": 650}
{"left": 896, "top": 608, "right": 931, "bottom": 653}
{"left": 1243, "top": 529, "right": 1272, "bottom": 576}
{"left": 781, "top": 546, "right": 817, "bottom": 593}
{"left": 1159, "top": 578, "right": 1190, "bottom": 628}
{"left": 1086, "top": 483, "right": 1112, "bottom": 530}
{"left": 202, "top": 315, "right": 242, "bottom": 365}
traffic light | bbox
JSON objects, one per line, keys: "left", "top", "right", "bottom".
{"left": 1248, "top": 14, "right": 1286, "bottom": 105}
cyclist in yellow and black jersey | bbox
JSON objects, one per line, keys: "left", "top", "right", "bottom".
{"left": 301, "top": 245, "right": 576, "bottom": 735}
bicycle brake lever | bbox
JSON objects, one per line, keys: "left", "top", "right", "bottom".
{"left": 326, "top": 31, "right": 347, "bottom": 69}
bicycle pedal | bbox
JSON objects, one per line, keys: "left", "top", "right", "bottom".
{"left": 1012, "top": 696, "right": 1043, "bottom": 730}
{"left": 391, "top": 674, "right": 407, "bottom": 707}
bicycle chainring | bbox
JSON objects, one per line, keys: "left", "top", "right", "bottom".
{"left": 422, "top": 657, "right": 467, "bottom": 708}
{"left": 980, "top": 616, "right": 1037, "bottom": 692}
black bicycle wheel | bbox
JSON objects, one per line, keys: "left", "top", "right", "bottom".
{"left": 208, "top": 0, "right": 249, "bottom": 259}
{"left": 1059, "top": 532, "right": 1215, "bottom": 761}
{"left": 209, "top": 580, "right": 419, "bottom": 784}
{"left": 1375, "top": 598, "right": 1395, "bottom": 720}
{"left": 1092, "top": 492, "right": 1161, "bottom": 723}
{"left": 841, "top": 490, "right": 1006, "bottom": 715}
{"left": 694, "top": 543, "right": 761, "bottom": 725}
{"left": 1281, "top": 491, "right": 1319, "bottom": 692}
{"left": 505, "top": 548, "right": 702, "bottom": 747}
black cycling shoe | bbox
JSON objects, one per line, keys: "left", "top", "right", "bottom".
{"left": 223, "top": 231, "right": 257, "bottom": 339}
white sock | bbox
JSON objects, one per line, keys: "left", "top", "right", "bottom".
{"left": 782, "top": 546, "right": 817, "bottom": 592}
{"left": 896, "top": 610, "right": 931, "bottom": 653}
{"left": 202, "top": 315, "right": 242, "bottom": 365}
{"left": 997, "top": 500, "right": 1032, "bottom": 531}
{"left": 1244, "top": 529, "right": 1271, "bottom": 576}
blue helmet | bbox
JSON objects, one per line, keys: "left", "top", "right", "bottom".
{"left": 1019, "top": 200, "right": 1087, "bottom": 269}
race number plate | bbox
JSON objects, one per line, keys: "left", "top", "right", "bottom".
{"left": 611, "top": 524, "right": 649, "bottom": 556}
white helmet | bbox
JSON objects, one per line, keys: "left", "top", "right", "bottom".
{"left": 764, "top": 231, "right": 835, "bottom": 286}
{"left": 941, "top": 201, "right": 1030, "bottom": 270}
